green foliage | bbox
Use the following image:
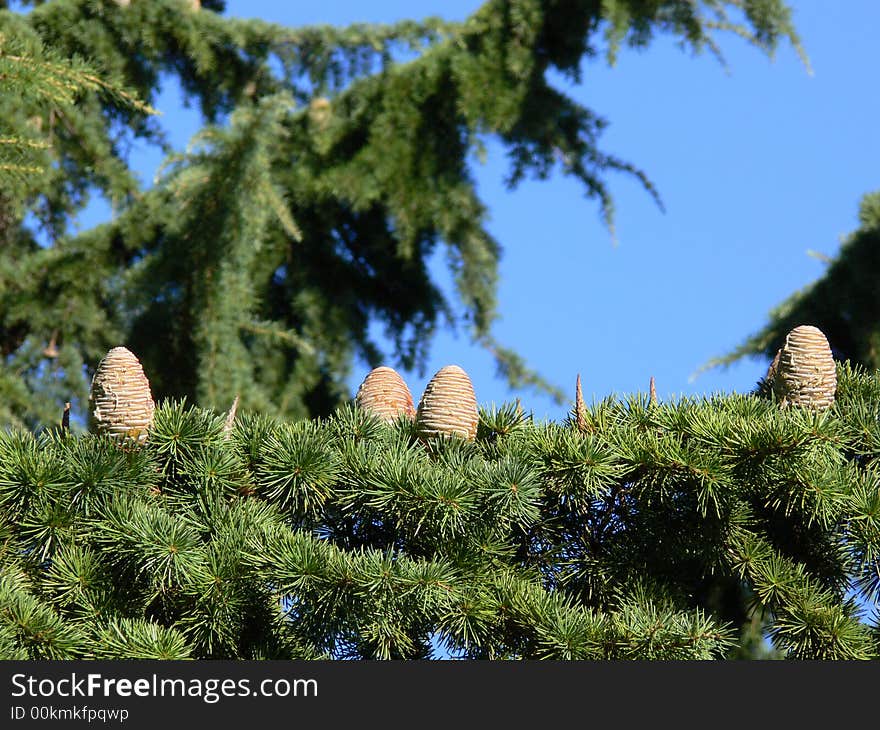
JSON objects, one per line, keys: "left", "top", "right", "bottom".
{"left": 0, "top": 0, "right": 824, "bottom": 660}
{"left": 3, "top": 362, "right": 880, "bottom": 659}
{"left": 0, "top": 0, "right": 804, "bottom": 429}
{"left": 0, "top": 13, "right": 154, "bottom": 192}
{"left": 707, "top": 190, "right": 880, "bottom": 375}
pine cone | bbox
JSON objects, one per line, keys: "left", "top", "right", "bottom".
{"left": 770, "top": 325, "right": 837, "bottom": 409}
{"left": 355, "top": 366, "right": 416, "bottom": 423}
{"left": 575, "top": 373, "right": 588, "bottom": 432}
{"left": 308, "top": 97, "right": 332, "bottom": 129}
{"left": 90, "top": 346, "right": 155, "bottom": 444}
{"left": 416, "top": 365, "right": 478, "bottom": 440}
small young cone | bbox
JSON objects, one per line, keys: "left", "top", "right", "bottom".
{"left": 765, "top": 348, "right": 781, "bottom": 383}
{"left": 355, "top": 366, "right": 416, "bottom": 423}
{"left": 649, "top": 376, "right": 657, "bottom": 406}
{"left": 89, "top": 346, "right": 155, "bottom": 444}
{"left": 309, "top": 97, "right": 332, "bottom": 129}
{"left": 223, "top": 394, "right": 240, "bottom": 439}
{"left": 61, "top": 402, "right": 71, "bottom": 435}
{"left": 416, "top": 365, "right": 478, "bottom": 440}
{"left": 575, "top": 374, "right": 588, "bottom": 432}
{"left": 756, "top": 347, "right": 782, "bottom": 397}
{"left": 43, "top": 332, "right": 59, "bottom": 359}
{"left": 770, "top": 325, "right": 837, "bottom": 409}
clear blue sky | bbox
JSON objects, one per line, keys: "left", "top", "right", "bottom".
{"left": 84, "top": 0, "right": 880, "bottom": 423}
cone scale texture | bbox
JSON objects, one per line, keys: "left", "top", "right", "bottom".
{"left": 416, "top": 365, "right": 478, "bottom": 440}
{"left": 355, "top": 366, "right": 416, "bottom": 423}
{"left": 89, "top": 346, "right": 155, "bottom": 444}
{"left": 770, "top": 325, "right": 837, "bottom": 409}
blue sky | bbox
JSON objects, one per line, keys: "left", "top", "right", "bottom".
{"left": 83, "top": 1, "right": 880, "bottom": 423}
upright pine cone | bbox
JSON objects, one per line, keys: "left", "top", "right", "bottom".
{"left": 769, "top": 325, "right": 837, "bottom": 409}
{"left": 89, "top": 346, "right": 155, "bottom": 444}
{"left": 416, "top": 365, "right": 479, "bottom": 440}
{"left": 574, "top": 373, "right": 588, "bottom": 433}
{"left": 355, "top": 366, "right": 416, "bottom": 423}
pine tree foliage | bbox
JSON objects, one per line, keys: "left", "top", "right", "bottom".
{"left": 708, "top": 191, "right": 880, "bottom": 374}
{"left": 0, "top": 0, "right": 805, "bottom": 428}
{"left": 3, "top": 362, "right": 880, "bottom": 660}
{"left": 0, "top": 13, "right": 154, "bottom": 187}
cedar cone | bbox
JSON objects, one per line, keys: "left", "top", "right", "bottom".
{"left": 770, "top": 325, "right": 837, "bottom": 409}
{"left": 89, "top": 346, "right": 155, "bottom": 444}
{"left": 416, "top": 365, "right": 478, "bottom": 440}
{"left": 355, "top": 366, "right": 416, "bottom": 423}
{"left": 308, "top": 97, "right": 332, "bottom": 129}
{"left": 575, "top": 374, "right": 588, "bottom": 432}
